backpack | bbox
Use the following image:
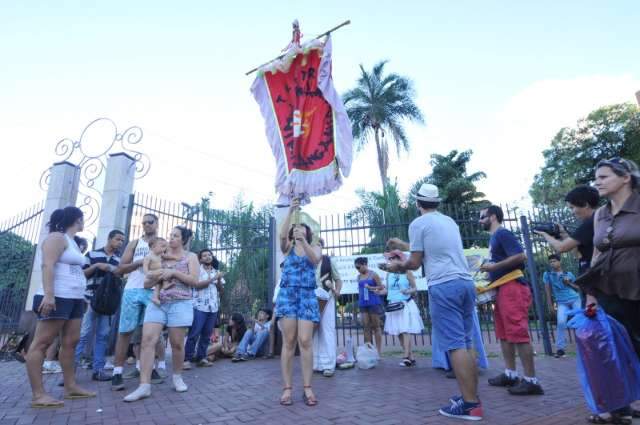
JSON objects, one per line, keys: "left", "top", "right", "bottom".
{"left": 319, "top": 255, "right": 333, "bottom": 291}
{"left": 90, "top": 271, "right": 123, "bottom": 315}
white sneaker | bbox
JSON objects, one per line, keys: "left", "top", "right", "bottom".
{"left": 42, "top": 361, "right": 62, "bottom": 374}
{"left": 182, "top": 361, "right": 192, "bottom": 370}
{"left": 104, "top": 360, "right": 114, "bottom": 370}
{"left": 172, "top": 374, "right": 188, "bottom": 392}
{"left": 123, "top": 384, "right": 151, "bottom": 402}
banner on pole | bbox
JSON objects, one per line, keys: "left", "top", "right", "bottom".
{"left": 251, "top": 36, "right": 353, "bottom": 204}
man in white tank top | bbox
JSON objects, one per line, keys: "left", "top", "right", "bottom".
{"left": 111, "top": 214, "right": 166, "bottom": 391}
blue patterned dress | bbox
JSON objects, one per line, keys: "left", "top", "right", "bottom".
{"left": 275, "top": 250, "right": 320, "bottom": 323}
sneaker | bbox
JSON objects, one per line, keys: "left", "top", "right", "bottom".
{"left": 488, "top": 372, "right": 519, "bottom": 387}
{"left": 123, "top": 384, "right": 151, "bottom": 402}
{"left": 554, "top": 349, "right": 566, "bottom": 358}
{"left": 182, "top": 361, "right": 192, "bottom": 370}
{"left": 197, "top": 359, "right": 213, "bottom": 368}
{"left": 92, "top": 370, "right": 112, "bottom": 382}
{"left": 156, "top": 368, "right": 168, "bottom": 378}
{"left": 322, "top": 369, "right": 335, "bottom": 377}
{"left": 150, "top": 369, "right": 164, "bottom": 384}
{"left": 123, "top": 368, "right": 140, "bottom": 379}
{"left": 399, "top": 358, "right": 413, "bottom": 367}
{"left": 508, "top": 379, "right": 544, "bottom": 396}
{"left": 80, "top": 358, "right": 92, "bottom": 369}
{"left": 231, "top": 355, "right": 243, "bottom": 363}
{"left": 104, "top": 360, "right": 114, "bottom": 370}
{"left": 241, "top": 354, "right": 249, "bottom": 361}
{"left": 126, "top": 356, "right": 135, "bottom": 365}
{"left": 42, "top": 361, "right": 62, "bottom": 374}
{"left": 172, "top": 375, "right": 188, "bottom": 392}
{"left": 439, "top": 399, "right": 483, "bottom": 421}
{"left": 111, "top": 374, "right": 125, "bottom": 391}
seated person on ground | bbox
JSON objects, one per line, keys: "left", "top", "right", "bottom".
{"left": 233, "top": 308, "right": 273, "bottom": 361}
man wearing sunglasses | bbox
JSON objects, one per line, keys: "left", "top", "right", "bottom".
{"left": 479, "top": 205, "right": 544, "bottom": 396}
{"left": 111, "top": 214, "right": 166, "bottom": 391}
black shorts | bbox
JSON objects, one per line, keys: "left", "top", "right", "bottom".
{"left": 360, "top": 304, "right": 384, "bottom": 315}
{"left": 33, "top": 295, "right": 85, "bottom": 321}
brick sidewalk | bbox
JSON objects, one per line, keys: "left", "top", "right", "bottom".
{"left": 0, "top": 355, "right": 594, "bottom": 425}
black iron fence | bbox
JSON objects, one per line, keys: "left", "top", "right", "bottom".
{"left": 124, "top": 193, "right": 578, "bottom": 355}
{"left": 126, "top": 193, "right": 275, "bottom": 320}
{"left": 0, "top": 202, "right": 44, "bottom": 333}
{"left": 319, "top": 203, "right": 579, "bottom": 354}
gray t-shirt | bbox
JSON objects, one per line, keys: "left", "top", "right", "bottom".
{"left": 408, "top": 211, "right": 472, "bottom": 287}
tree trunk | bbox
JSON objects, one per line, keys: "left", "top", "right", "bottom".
{"left": 374, "top": 129, "right": 389, "bottom": 191}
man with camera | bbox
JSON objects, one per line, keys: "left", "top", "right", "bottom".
{"left": 542, "top": 254, "right": 580, "bottom": 358}
{"left": 534, "top": 185, "right": 599, "bottom": 275}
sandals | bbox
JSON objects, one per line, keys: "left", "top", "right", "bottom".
{"left": 400, "top": 358, "right": 413, "bottom": 367}
{"left": 587, "top": 414, "right": 632, "bottom": 425}
{"left": 279, "top": 387, "right": 293, "bottom": 406}
{"left": 302, "top": 386, "right": 318, "bottom": 407}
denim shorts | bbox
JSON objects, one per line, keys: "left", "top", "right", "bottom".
{"left": 118, "top": 288, "right": 152, "bottom": 333}
{"left": 275, "top": 286, "right": 320, "bottom": 323}
{"left": 33, "top": 295, "right": 85, "bottom": 321}
{"left": 144, "top": 300, "right": 194, "bottom": 328}
{"left": 428, "top": 278, "right": 476, "bottom": 352}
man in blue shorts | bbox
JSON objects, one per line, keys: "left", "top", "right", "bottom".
{"left": 385, "top": 183, "right": 482, "bottom": 421}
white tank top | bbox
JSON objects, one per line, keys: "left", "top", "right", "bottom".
{"left": 37, "top": 234, "right": 87, "bottom": 299}
{"left": 125, "top": 237, "right": 150, "bottom": 290}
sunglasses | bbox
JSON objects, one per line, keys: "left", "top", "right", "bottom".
{"left": 597, "top": 157, "right": 631, "bottom": 173}
{"left": 142, "top": 220, "right": 156, "bottom": 225}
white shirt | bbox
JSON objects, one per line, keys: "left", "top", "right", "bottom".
{"left": 192, "top": 265, "right": 225, "bottom": 313}
{"left": 125, "top": 237, "right": 149, "bottom": 290}
{"left": 36, "top": 234, "right": 87, "bottom": 299}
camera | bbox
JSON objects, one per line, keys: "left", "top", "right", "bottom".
{"left": 532, "top": 222, "right": 562, "bottom": 238}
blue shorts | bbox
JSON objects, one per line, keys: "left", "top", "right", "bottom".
{"left": 429, "top": 279, "right": 476, "bottom": 352}
{"left": 275, "top": 286, "right": 320, "bottom": 323}
{"left": 118, "top": 288, "right": 152, "bottom": 333}
{"left": 33, "top": 295, "right": 85, "bottom": 321}
{"left": 144, "top": 300, "right": 194, "bottom": 328}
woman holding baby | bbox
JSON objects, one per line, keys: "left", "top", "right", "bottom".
{"left": 124, "top": 225, "right": 205, "bottom": 402}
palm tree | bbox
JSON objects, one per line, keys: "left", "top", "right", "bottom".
{"left": 343, "top": 61, "right": 425, "bottom": 190}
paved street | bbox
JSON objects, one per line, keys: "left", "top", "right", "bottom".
{"left": 0, "top": 353, "right": 598, "bottom": 425}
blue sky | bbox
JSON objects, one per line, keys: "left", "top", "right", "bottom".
{"left": 1, "top": 1, "right": 639, "bottom": 223}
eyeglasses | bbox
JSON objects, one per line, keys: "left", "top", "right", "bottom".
{"left": 142, "top": 220, "right": 156, "bottom": 225}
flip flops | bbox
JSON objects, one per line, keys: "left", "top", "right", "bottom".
{"left": 31, "top": 399, "right": 64, "bottom": 408}
{"left": 64, "top": 392, "right": 96, "bottom": 400}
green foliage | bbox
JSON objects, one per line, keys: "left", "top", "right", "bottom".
{"left": 530, "top": 103, "right": 640, "bottom": 206}
{"left": 0, "top": 232, "right": 36, "bottom": 289}
{"left": 188, "top": 195, "right": 271, "bottom": 318}
{"left": 413, "top": 149, "right": 487, "bottom": 206}
{"left": 343, "top": 61, "right": 425, "bottom": 190}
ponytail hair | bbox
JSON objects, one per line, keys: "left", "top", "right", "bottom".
{"left": 47, "top": 206, "right": 83, "bottom": 233}
{"left": 174, "top": 226, "right": 193, "bottom": 247}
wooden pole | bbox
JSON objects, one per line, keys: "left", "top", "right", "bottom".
{"left": 245, "top": 20, "right": 351, "bottom": 76}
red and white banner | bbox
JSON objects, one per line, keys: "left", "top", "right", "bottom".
{"left": 251, "top": 36, "right": 353, "bottom": 203}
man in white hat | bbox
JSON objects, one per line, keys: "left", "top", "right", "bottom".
{"left": 384, "top": 183, "right": 483, "bottom": 421}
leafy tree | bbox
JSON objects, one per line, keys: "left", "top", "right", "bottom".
{"left": 411, "top": 149, "right": 487, "bottom": 205}
{"left": 187, "top": 195, "right": 271, "bottom": 318}
{"left": 530, "top": 103, "right": 640, "bottom": 205}
{"left": 343, "top": 61, "right": 425, "bottom": 190}
{"left": 0, "top": 232, "right": 36, "bottom": 290}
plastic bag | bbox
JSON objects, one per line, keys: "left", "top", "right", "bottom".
{"left": 356, "top": 343, "right": 378, "bottom": 369}
{"left": 568, "top": 308, "right": 640, "bottom": 414}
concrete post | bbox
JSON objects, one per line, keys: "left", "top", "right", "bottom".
{"left": 25, "top": 161, "right": 81, "bottom": 310}
{"left": 94, "top": 153, "right": 136, "bottom": 249}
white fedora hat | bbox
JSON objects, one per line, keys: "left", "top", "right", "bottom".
{"left": 412, "top": 183, "right": 441, "bottom": 202}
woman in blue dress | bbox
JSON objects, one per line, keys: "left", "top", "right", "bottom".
{"left": 275, "top": 199, "right": 322, "bottom": 407}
